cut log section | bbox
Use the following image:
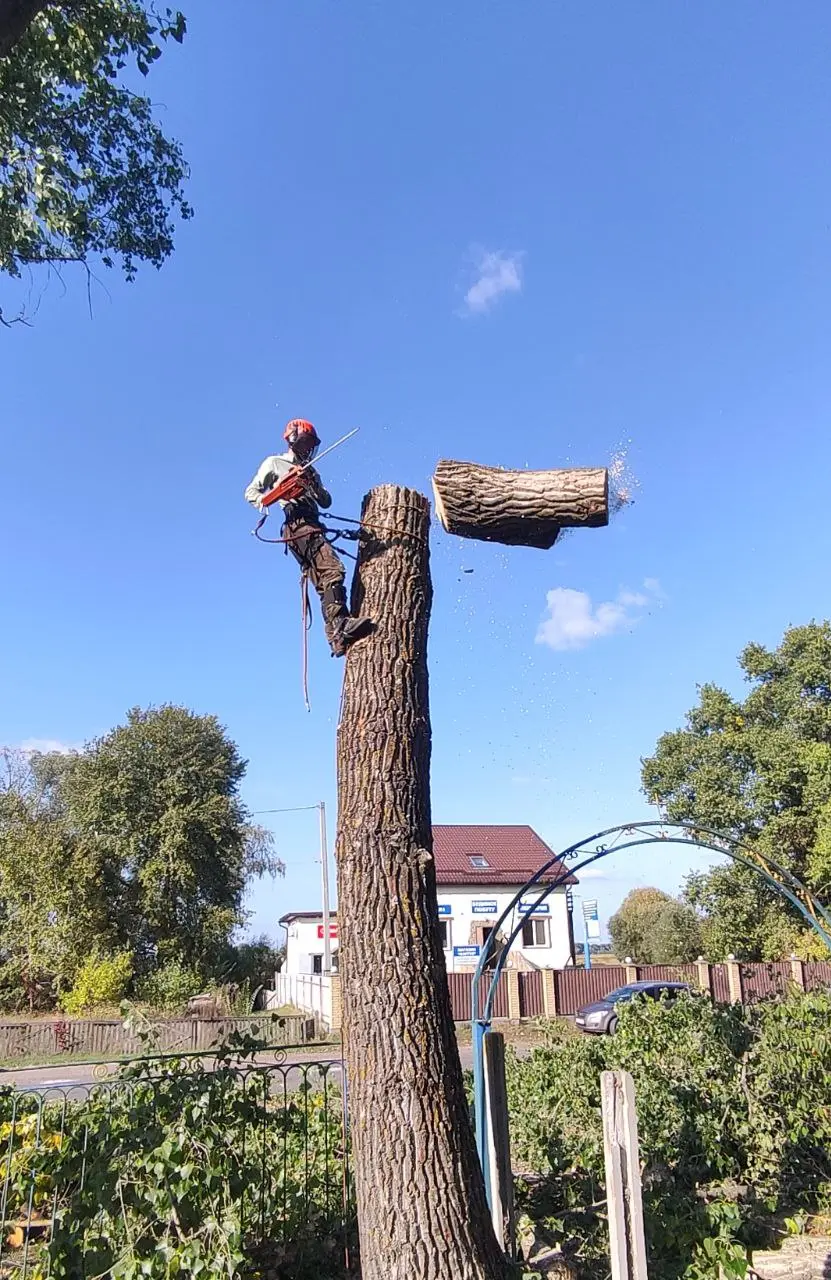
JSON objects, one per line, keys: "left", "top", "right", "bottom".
{"left": 431, "top": 459, "right": 609, "bottom": 550}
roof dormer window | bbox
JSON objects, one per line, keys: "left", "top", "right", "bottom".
{"left": 469, "top": 855, "right": 489, "bottom": 868}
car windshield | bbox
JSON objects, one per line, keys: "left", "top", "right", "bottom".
{"left": 605, "top": 985, "right": 645, "bottom": 1003}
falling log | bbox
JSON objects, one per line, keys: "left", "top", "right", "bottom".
{"left": 431, "top": 458, "right": 609, "bottom": 550}
{"left": 336, "top": 485, "right": 512, "bottom": 1280}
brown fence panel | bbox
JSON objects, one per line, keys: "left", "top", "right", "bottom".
{"left": 519, "top": 971, "right": 544, "bottom": 1018}
{"left": 710, "top": 965, "right": 731, "bottom": 1002}
{"left": 555, "top": 966, "right": 628, "bottom": 1016}
{"left": 635, "top": 965, "right": 697, "bottom": 984}
{"left": 447, "top": 971, "right": 509, "bottom": 1020}
{"left": 741, "top": 962, "right": 792, "bottom": 1002}
{"left": 805, "top": 961, "right": 831, "bottom": 992}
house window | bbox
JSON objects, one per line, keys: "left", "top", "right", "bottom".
{"left": 311, "top": 954, "right": 323, "bottom": 974}
{"left": 521, "top": 918, "right": 549, "bottom": 948}
{"left": 469, "top": 855, "right": 490, "bottom": 869}
{"left": 438, "top": 920, "right": 451, "bottom": 949}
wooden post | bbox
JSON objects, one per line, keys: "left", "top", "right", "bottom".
{"left": 601, "top": 1070, "right": 648, "bottom": 1280}
{"left": 790, "top": 955, "right": 806, "bottom": 991}
{"left": 483, "top": 1032, "right": 516, "bottom": 1256}
{"left": 336, "top": 485, "right": 511, "bottom": 1280}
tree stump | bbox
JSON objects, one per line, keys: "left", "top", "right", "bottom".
{"left": 431, "top": 458, "right": 608, "bottom": 550}
{"left": 336, "top": 484, "right": 512, "bottom": 1280}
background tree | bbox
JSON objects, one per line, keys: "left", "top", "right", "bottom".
{"left": 609, "top": 886, "right": 703, "bottom": 964}
{"left": 0, "top": 708, "right": 282, "bottom": 1008}
{"left": 0, "top": 1, "right": 191, "bottom": 323}
{"left": 49, "top": 705, "right": 283, "bottom": 977}
{"left": 642, "top": 622, "right": 831, "bottom": 960}
{"left": 0, "top": 748, "right": 117, "bottom": 1007}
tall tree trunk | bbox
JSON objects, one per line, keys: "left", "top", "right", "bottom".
{"left": 432, "top": 459, "right": 608, "bottom": 549}
{"left": 0, "top": 0, "right": 51, "bottom": 58}
{"left": 335, "top": 484, "right": 512, "bottom": 1280}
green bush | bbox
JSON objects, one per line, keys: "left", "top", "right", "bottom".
{"left": 59, "top": 949, "right": 133, "bottom": 1014}
{"left": 0, "top": 1034, "right": 353, "bottom": 1279}
{"left": 135, "top": 957, "right": 203, "bottom": 1011}
{"left": 508, "top": 990, "right": 831, "bottom": 1280}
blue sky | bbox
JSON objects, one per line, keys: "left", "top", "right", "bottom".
{"left": 3, "top": 2, "right": 831, "bottom": 944}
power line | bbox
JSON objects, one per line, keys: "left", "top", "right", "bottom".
{"left": 252, "top": 804, "right": 321, "bottom": 815}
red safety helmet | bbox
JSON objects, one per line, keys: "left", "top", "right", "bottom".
{"left": 283, "top": 418, "right": 320, "bottom": 457}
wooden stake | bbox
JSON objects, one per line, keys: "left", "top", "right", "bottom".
{"left": 601, "top": 1070, "right": 649, "bottom": 1280}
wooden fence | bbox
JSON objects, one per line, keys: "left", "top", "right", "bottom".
{"left": 0, "top": 1012, "right": 314, "bottom": 1061}
{"left": 450, "top": 956, "right": 831, "bottom": 1022}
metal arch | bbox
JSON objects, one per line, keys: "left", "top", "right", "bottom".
{"left": 470, "top": 819, "right": 831, "bottom": 1207}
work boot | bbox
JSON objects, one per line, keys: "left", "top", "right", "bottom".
{"left": 341, "top": 615, "right": 374, "bottom": 647}
{"left": 328, "top": 615, "right": 373, "bottom": 658}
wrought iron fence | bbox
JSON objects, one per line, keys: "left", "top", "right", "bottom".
{"left": 0, "top": 1043, "right": 355, "bottom": 1278}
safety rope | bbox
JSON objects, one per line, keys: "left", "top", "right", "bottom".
{"left": 301, "top": 571, "right": 312, "bottom": 713}
{"left": 252, "top": 506, "right": 418, "bottom": 713}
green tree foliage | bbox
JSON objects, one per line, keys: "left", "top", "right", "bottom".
{"left": 59, "top": 946, "right": 132, "bottom": 1013}
{"left": 642, "top": 623, "right": 831, "bottom": 960}
{"left": 134, "top": 957, "right": 202, "bottom": 1011}
{"left": 609, "top": 887, "right": 703, "bottom": 964}
{"left": 0, "top": 747, "right": 119, "bottom": 1007}
{"left": 0, "top": 707, "right": 283, "bottom": 1008}
{"left": 0, "top": 0, "right": 191, "bottom": 321}
{"left": 508, "top": 990, "right": 831, "bottom": 1280}
{"left": 49, "top": 705, "right": 283, "bottom": 976}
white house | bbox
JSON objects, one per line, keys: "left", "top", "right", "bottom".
{"left": 278, "top": 824, "right": 575, "bottom": 977}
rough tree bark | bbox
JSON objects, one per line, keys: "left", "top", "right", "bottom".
{"left": 335, "top": 484, "right": 513, "bottom": 1280}
{"left": 432, "top": 458, "right": 608, "bottom": 550}
{"left": 0, "top": 0, "right": 51, "bottom": 58}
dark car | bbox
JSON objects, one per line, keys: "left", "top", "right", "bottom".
{"left": 574, "top": 980, "right": 691, "bottom": 1034}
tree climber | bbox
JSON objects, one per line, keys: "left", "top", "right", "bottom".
{"left": 244, "top": 419, "right": 373, "bottom": 657}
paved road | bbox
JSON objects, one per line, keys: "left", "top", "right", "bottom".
{"left": 1, "top": 1044, "right": 479, "bottom": 1097}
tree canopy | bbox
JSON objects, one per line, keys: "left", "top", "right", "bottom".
{"left": 0, "top": 706, "right": 283, "bottom": 1009}
{"left": 642, "top": 622, "right": 831, "bottom": 960}
{"left": 608, "top": 886, "right": 702, "bottom": 964}
{"left": 0, "top": 0, "right": 191, "bottom": 322}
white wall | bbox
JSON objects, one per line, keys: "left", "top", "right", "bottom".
{"left": 437, "top": 885, "right": 572, "bottom": 970}
{"left": 281, "top": 886, "right": 572, "bottom": 977}
{"left": 284, "top": 918, "right": 339, "bottom": 975}
{"left": 269, "top": 973, "right": 333, "bottom": 1029}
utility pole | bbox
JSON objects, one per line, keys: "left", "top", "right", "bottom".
{"left": 319, "top": 800, "right": 332, "bottom": 973}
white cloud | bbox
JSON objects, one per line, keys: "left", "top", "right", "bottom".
{"left": 460, "top": 248, "right": 524, "bottom": 316}
{"left": 574, "top": 866, "right": 611, "bottom": 881}
{"left": 535, "top": 580, "right": 660, "bottom": 651}
{"left": 17, "top": 738, "right": 79, "bottom": 756}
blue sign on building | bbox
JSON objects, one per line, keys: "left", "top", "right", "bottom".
{"left": 519, "top": 900, "right": 550, "bottom": 915}
{"left": 471, "top": 900, "right": 498, "bottom": 915}
{"left": 437, "top": 903, "right": 451, "bottom": 917}
{"left": 453, "top": 945, "right": 481, "bottom": 959}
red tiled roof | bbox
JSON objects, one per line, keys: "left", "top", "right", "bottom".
{"left": 432, "top": 825, "right": 575, "bottom": 887}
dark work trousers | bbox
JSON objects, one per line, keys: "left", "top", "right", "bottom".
{"left": 284, "top": 516, "right": 349, "bottom": 655}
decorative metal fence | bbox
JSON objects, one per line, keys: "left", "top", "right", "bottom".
{"left": 0, "top": 1045, "right": 355, "bottom": 1278}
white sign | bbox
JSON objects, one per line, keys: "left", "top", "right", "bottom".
{"left": 582, "top": 899, "right": 601, "bottom": 939}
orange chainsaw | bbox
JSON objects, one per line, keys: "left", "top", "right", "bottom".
{"left": 259, "top": 427, "right": 359, "bottom": 510}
